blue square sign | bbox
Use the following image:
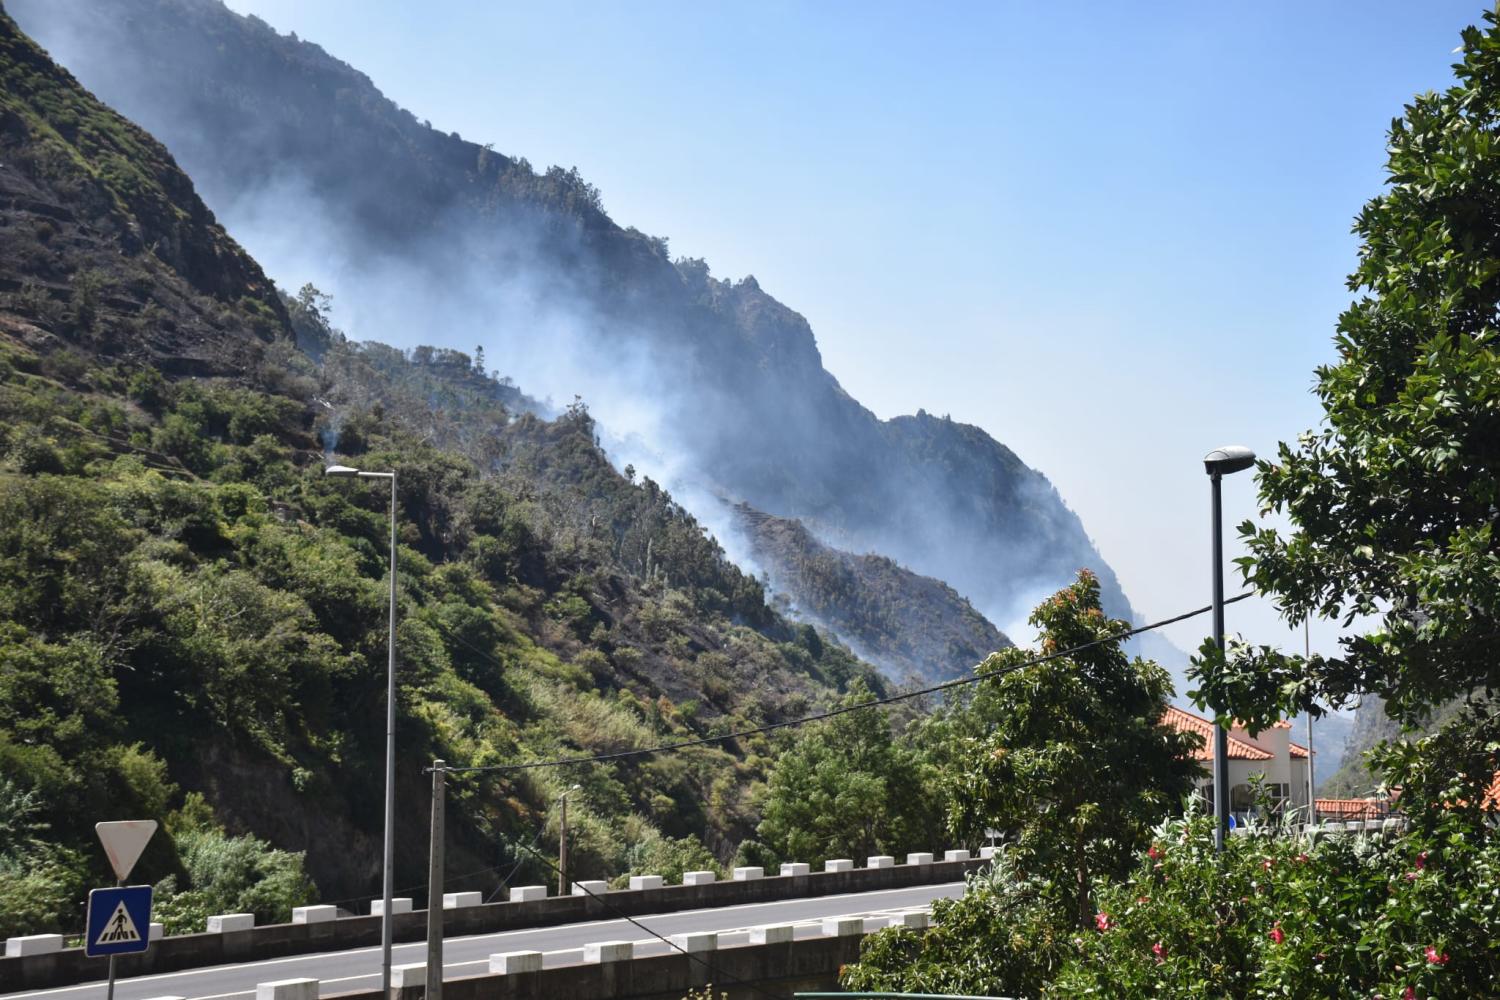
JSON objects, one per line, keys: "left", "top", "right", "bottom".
{"left": 85, "top": 886, "right": 152, "bottom": 957}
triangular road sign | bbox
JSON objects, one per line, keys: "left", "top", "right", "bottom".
{"left": 95, "top": 820, "right": 157, "bottom": 881}
{"left": 94, "top": 901, "right": 141, "bottom": 946}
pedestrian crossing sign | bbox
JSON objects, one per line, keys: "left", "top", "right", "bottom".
{"left": 85, "top": 885, "right": 152, "bottom": 957}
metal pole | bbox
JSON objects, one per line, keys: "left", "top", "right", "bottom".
{"left": 558, "top": 795, "right": 569, "bottom": 897}
{"left": 381, "top": 473, "right": 398, "bottom": 996}
{"left": 1305, "top": 619, "right": 1316, "bottom": 826}
{"left": 1211, "top": 472, "right": 1230, "bottom": 853}
{"left": 426, "top": 760, "right": 445, "bottom": 1000}
{"left": 104, "top": 877, "right": 121, "bottom": 1000}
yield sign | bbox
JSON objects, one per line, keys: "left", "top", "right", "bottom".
{"left": 95, "top": 821, "right": 158, "bottom": 882}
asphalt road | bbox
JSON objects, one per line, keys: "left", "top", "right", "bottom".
{"left": 5, "top": 883, "right": 963, "bottom": 1000}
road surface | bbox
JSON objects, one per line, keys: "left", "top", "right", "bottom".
{"left": 5, "top": 882, "right": 963, "bottom": 1000}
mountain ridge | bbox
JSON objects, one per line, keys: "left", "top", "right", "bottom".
{"left": 8, "top": 0, "right": 1172, "bottom": 677}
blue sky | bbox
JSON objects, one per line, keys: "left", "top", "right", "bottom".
{"left": 225, "top": 0, "right": 1485, "bottom": 659}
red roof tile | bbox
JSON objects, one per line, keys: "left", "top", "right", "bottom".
{"left": 1316, "top": 797, "right": 1388, "bottom": 820}
{"left": 1160, "top": 706, "right": 1273, "bottom": 761}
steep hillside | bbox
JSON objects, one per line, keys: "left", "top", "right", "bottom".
{"left": 738, "top": 504, "right": 1011, "bottom": 682}
{"left": 10, "top": 0, "right": 1156, "bottom": 664}
{"left": 0, "top": 8, "right": 889, "bottom": 936}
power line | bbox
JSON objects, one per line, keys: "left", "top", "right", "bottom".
{"left": 511, "top": 837, "right": 788, "bottom": 1000}
{"left": 439, "top": 592, "right": 1253, "bottom": 776}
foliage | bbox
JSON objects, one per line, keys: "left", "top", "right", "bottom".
{"left": 941, "top": 572, "right": 1201, "bottom": 927}
{"left": 152, "top": 808, "right": 316, "bottom": 934}
{"left": 1056, "top": 811, "right": 1500, "bottom": 998}
{"left": 843, "top": 850, "right": 1078, "bottom": 998}
{"left": 754, "top": 680, "right": 939, "bottom": 866}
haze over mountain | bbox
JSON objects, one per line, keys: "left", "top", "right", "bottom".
{"left": 0, "top": 1, "right": 898, "bottom": 918}
{"left": 9, "top": 0, "right": 1189, "bottom": 681}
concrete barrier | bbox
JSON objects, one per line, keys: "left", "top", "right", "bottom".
{"left": 370, "top": 897, "right": 413, "bottom": 915}
{"left": 509, "top": 886, "right": 547, "bottom": 903}
{"left": 681, "top": 871, "right": 716, "bottom": 886}
{"left": 943, "top": 849, "right": 970, "bottom": 863}
{"left": 889, "top": 910, "right": 930, "bottom": 929}
{"left": 6, "top": 934, "right": 63, "bottom": 956}
{"left": 732, "top": 866, "right": 763, "bottom": 881}
{"left": 749, "top": 923, "right": 795, "bottom": 944}
{"left": 906, "top": 852, "right": 934, "bottom": 866}
{"left": 149, "top": 923, "right": 164, "bottom": 941}
{"left": 670, "top": 931, "right": 717, "bottom": 953}
{"left": 584, "top": 940, "right": 633, "bottom": 963}
{"left": 262, "top": 929, "right": 875, "bottom": 1000}
{"left": 489, "top": 950, "right": 543, "bottom": 974}
{"left": 443, "top": 892, "right": 482, "bottom": 909}
{"left": 390, "top": 963, "right": 425, "bottom": 988}
{"left": 866, "top": 855, "right": 894, "bottom": 869}
{"left": 824, "top": 859, "right": 853, "bottom": 872}
{"left": 291, "top": 906, "right": 336, "bottom": 925}
{"left": 141, "top": 995, "right": 185, "bottom": 1000}
{"left": 254, "top": 978, "right": 317, "bottom": 1000}
{"left": 1, "top": 854, "right": 982, "bottom": 991}
{"left": 571, "top": 880, "right": 608, "bottom": 896}
{"left": 822, "top": 916, "right": 865, "bottom": 937}
{"left": 206, "top": 914, "right": 254, "bottom": 933}
{"left": 627, "top": 875, "right": 663, "bottom": 891}
{"left": 978, "top": 846, "right": 997, "bottom": 860}
{"left": 779, "top": 863, "right": 810, "bottom": 877}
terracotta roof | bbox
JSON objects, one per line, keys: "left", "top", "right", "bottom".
{"left": 1289, "top": 741, "right": 1311, "bottom": 759}
{"left": 1271, "top": 720, "right": 1293, "bottom": 729}
{"left": 1161, "top": 706, "right": 1273, "bottom": 761}
{"left": 1316, "top": 797, "right": 1388, "bottom": 820}
{"left": 1485, "top": 772, "right": 1500, "bottom": 811}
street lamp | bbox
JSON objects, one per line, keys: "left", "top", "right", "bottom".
{"left": 325, "top": 463, "right": 399, "bottom": 995}
{"left": 557, "top": 784, "right": 582, "bottom": 896}
{"left": 1203, "top": 445, "right": 1255, "bottom": 854}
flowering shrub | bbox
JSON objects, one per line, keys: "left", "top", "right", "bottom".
{"left": 1054, "top": 812, "right": 1500, "bottom": 998}
{"left": 844, "top": 810, "right": 1500, "bottom": 998}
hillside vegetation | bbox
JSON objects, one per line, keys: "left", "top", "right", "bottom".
{"left": 0, "top": 8, "right": 887, "bottom": 935}
{"left": 738, "top": 504, "right": 1011, "bottom": 681}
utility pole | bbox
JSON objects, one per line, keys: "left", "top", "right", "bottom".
{"left": 557, "top": 793, "right": 569, "bottom": 897}
{"left": 1305, "top": 619, "right": 1317, "bottom": 827}
{"left": 555, "top": 784, "right": 580, "bottom": 896}
{"left": 426, "top": 760, "right": 445, "bottom": 1000}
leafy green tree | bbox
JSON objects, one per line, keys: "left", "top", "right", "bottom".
{"left": 946, "top": 572, "right": 1201, "bottom": 928}
{"left": 1190, "top": 7, "right": 1500, "bottom": 814}
{"left": 755, "top": 679, "right": 937, "bottom": 866}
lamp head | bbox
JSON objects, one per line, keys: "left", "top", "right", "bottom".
{"left": 324, "top": 464, "right": 360, "bottom": 478}
{"left": 1203, "top": 445, "right": 1256, "bottom": 477}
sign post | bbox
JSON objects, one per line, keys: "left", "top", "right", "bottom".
{"left": 92, "top": 821, "right": 158, "bottom": 1000}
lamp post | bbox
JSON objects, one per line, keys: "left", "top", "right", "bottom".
{"left": 325, "top": 464, "right": 398, "bottom": 995}
{"left": 557, "top": 784, "right": 581, "bottom": 896}
{"left": 1203, "top": 445, "right": 1255, "bottom": 853}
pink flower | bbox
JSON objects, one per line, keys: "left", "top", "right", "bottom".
{"left": 1136, "top": 895, "right": 1150, "bottom": 904}
{"left": 1094, "top": 911, "right": 1113, "bottom": 932}
{"left": 1152, "top": 940, "right": 1166, "bottom": 964}
{"left": 1415, "top": 851, "right": 1428, "bottom": 870}
{"left": 1147, "top": 844, "right": 1162, "bottom": 860}
{"left": 1424, "top": 946, "right": 1449, "bottom": 966}
{"left": 1405, "top": 871, "right": 1419, "bottom": 882}
{"left": 1262, "top": 858, "right": 1275, "bottom": 871}
{"left": 1269, "top": 923, "right": 1285, "bottom": 945}
{"left": 1403, "top": 988, "right": 1417, "bottom": 1000}
{"left": 1296, "top": 853, "right": 1310, "bottom": 864}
